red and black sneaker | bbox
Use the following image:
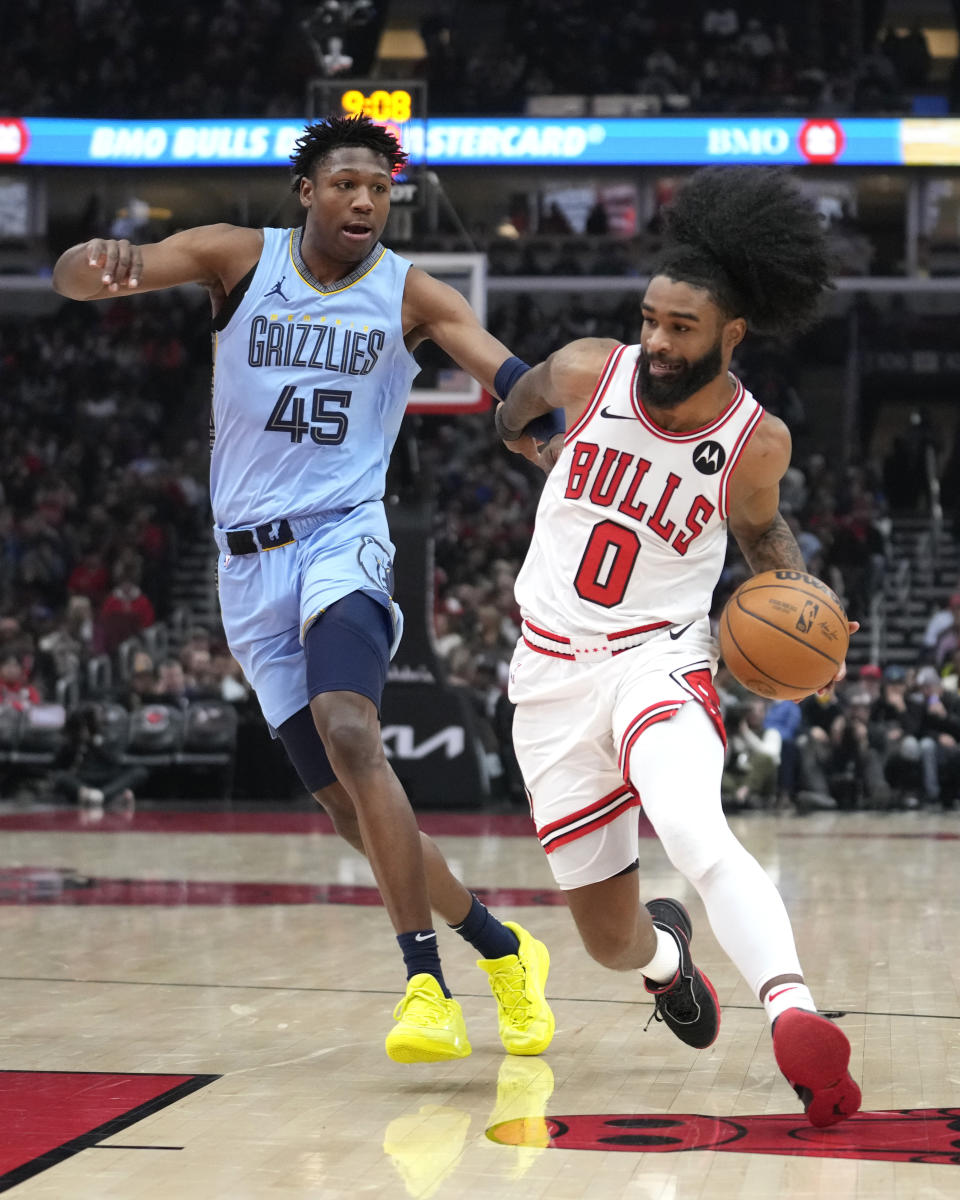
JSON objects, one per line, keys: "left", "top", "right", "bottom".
{"left": 772, "top": 1007, "right": 862, "bottom": 1127}
{"left": 643, "top": 897, "right": 720, "bottom": 1050}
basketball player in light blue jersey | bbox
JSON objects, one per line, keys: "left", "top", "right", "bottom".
{"left": 52, "top": 115, "right": 554, "bottom": 1065}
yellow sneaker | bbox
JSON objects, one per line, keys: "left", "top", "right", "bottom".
{"left": 476, "top": 921, "right": 555, "bottom": 1055}
{"left": 385, "top": 973, "right": 472, "bottom": 1063}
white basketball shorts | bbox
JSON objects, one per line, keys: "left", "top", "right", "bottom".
{"left": 508, "top": 618, "right": 725, "bottom": 890}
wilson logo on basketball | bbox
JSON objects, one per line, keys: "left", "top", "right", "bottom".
{"left": 773, "top": 570, "right": 840, "bottom": 603}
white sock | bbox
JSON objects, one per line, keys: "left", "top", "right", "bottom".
{"left": 626, "top": 703, "right": 810, "bottom": 1001}
{"left": 639, "top": 926, "right": 680, "bottom": 983}
{"left": 763, "top": 983, "right": 817, "bottom": 1025}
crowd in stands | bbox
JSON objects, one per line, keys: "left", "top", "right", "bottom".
{"left": 0, "top": 1, "right": 945, "bottom": 119}
{"left": 422, "top": 2, "right": 934, "bottom": 116}
{"left": 0, "top": 0, "right": 319, "bottom": 119}
{"left": 719, "top": 655, "right": 960, "bottom": 814}
{"left": 0, "top": 290, "right": 261, "bottom": 807}
{"left": 0, "top": 292, "right": 211, "bottom": 628}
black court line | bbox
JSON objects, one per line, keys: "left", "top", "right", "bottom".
{"left": 0, "top": 1074, "right": 218, "bottom": 1193}
{"left": 91, "top": 1144, "right": 183, "bottom": 1150}
{"left": 0, "top": 973, "right": 957, "bottom": 1024}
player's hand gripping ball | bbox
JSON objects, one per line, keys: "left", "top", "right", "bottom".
{"left": 718, "top": 570, "right": 850, "bottom": 701}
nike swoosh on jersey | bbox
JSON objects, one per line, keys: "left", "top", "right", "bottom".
{"left": 600, "top": 406, "right": 640, "bottom": 420}
{"left": 668, "top": 623, "right": 693, "bottom": 640}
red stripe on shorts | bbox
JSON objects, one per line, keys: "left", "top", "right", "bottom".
{"left": 618, "top": 701, "right": 683, "bottom": 781}
{"left": 538, "top": 783, "right": 640, "bottom": 854}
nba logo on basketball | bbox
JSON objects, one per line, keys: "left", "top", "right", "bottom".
{"left": 795, "top": 600, "right": 819, "bottom": 633}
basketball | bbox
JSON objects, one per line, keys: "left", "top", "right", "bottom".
{"left": 718, "top": 570, "right": 850, "bottom": 701}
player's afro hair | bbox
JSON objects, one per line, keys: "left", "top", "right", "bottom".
{"left": 653, "top": 167, "right": 833, "bottom": 336}
{"left": 289, "top": 115, "right": 408, "bottom": 191}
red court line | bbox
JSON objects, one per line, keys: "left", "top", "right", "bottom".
{"left": 0, "top": 810, "right": 951, "bottom": 844}
{"left": 0, "top": 807, "right": 660, "bottom": 838}
{"left": 0, "top": 869, "right": 567, "bottom": 907}
{"left": 5, "top": 808, "right": 952, "bottom": 842}
{"left": 0, "top": 809, "right": 543, "bottom": 836}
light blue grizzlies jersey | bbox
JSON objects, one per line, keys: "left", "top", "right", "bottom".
{"left": 210, "top": 225, "right": 420, "bottom": 529}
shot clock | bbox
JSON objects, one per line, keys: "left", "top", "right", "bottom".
{"left": 309, "top": 79, "right": 425, "bottom": 157}
{"left": 338, "top": 85, "right": 420, "bottom": 124}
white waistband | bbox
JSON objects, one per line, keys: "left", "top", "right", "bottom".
{"left": 521, "top": 618, "right": 672, "bottom": 662}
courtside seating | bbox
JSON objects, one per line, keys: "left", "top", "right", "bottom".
{"left": 0, "top": 705, "right": 68, "bottom": 767}
{"left": 0, "top": 700, "right": 239, "bottom": 797}
{"left": 125, "top": 703, "right": 185, "bottom": 766}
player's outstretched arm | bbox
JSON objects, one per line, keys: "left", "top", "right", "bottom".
{"left": 401, "top": 268, "right": 515, "bottom": 393}
{"left": 52, "top": 224, "right": 262, "bottom": 303}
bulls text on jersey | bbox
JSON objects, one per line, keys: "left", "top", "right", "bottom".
{"left": 563, "top": 440, "right": 714, "bottom": 557}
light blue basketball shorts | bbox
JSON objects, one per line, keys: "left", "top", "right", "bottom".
{"left": 213, "top": 502, "right": 404, "bottom": 730}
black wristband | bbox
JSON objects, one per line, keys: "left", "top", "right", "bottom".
{"left": 494, "top": 405, "right": 525, "bottom": 442}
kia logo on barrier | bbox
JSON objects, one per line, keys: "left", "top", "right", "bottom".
{"left": 706, "top": 125, "right": 790, "bottom": 157}
{"left": 0, "top": 119, "right": 29, "bottom": 162}
{"left": 381, "top": 725, "right": 466, "bottom": 760}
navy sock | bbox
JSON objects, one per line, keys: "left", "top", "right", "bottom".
{"left": 449, "top": 894, "right": 521, "bottom": 960}
{"left": 396, "top": 930, "right": 450, "bottom": 997}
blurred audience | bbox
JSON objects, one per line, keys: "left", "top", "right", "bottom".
{"left": 0, "top": 1, "right": 938, "bottom": 120}
{"left": 0, "top": 650, "right": 42, "bottom": 710}
{"left": 416, "top": 2, "right": 921, "bottom": 117}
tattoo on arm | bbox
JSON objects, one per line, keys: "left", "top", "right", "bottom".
{"left": 736, "top": 511, "right": 806, "bottom": 574}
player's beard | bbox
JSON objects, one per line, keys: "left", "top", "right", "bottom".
{"left": 638, "top": 339, "right": 724, "bottom": 409}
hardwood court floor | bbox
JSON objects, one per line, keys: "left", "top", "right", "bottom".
{"left": 0, "top": 801, "right": 958, "bottom": 1199}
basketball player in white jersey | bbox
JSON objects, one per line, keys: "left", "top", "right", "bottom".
{"left": 52, "top": 115, "right": 554, "bottom": 1065}
{"left": 495, "top": 168, "right": 861, "bottom": 1127}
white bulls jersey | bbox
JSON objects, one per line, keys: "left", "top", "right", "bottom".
{"left": 514, "top": 343, "right": 764, "bottom": 637}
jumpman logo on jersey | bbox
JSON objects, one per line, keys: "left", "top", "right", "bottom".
{"left": 264, "top": 276, "right": 290, "bottom": 302}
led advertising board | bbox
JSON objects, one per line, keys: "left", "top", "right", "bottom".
{"left": 3, "top": 115, "right": 959, "bottom": 168}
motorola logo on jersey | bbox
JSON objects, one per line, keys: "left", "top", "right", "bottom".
{"left": 247, "top": 314, "right": 385, "bottom": 375}
{"left": 692, "top": 440, "right": 726, "bottom": 475}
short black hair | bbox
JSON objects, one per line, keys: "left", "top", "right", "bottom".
{"left": 289, "top": 115, "right": 408, "bottom": 191}
{"left": 653, "top": 167, "right": 833, "bottom": 336}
